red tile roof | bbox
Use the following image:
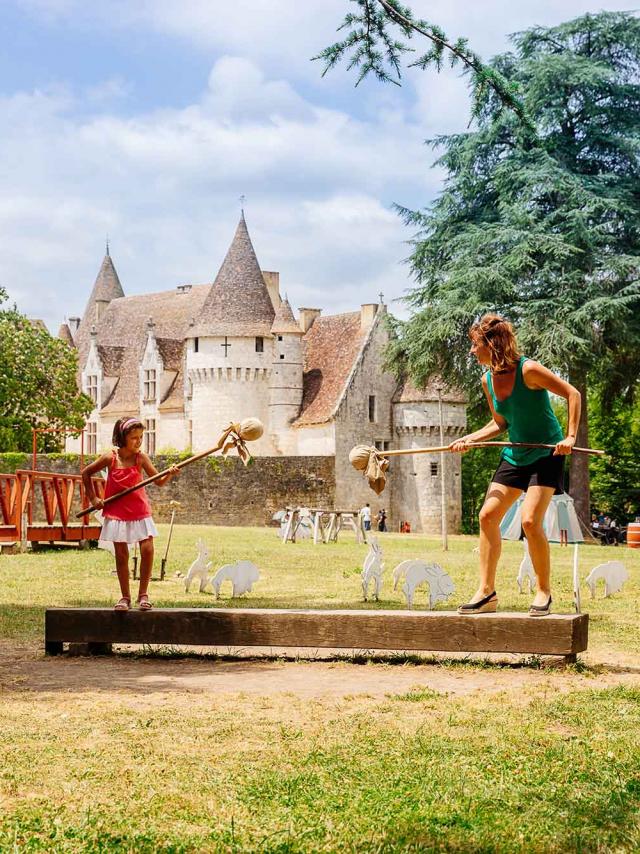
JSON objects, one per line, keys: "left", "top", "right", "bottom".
{"left": 295, "top": 312, "right": 370, "bottom": 426}
{"left": 392, "top": 376, "right": 467, "bottom": 404}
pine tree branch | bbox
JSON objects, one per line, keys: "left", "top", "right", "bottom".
{"left": 314, "top": 0, "right": 534, "bottom": 130}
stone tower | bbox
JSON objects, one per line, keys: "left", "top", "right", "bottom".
{"left": 269, "top": 298, "right": 303, "bottom": 453}
{"left": 392, "top": 378, "right": 467, "bottom": 533}
{"left": 187, "top": 214, "right": 276, "bottom": 454}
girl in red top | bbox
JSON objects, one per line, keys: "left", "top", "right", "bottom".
{"left": 82, "top": 417, "right": 179, "bottom": 611}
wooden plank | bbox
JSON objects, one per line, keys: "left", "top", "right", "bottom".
{"left": 45, "top": 608, "right": 589, "bottom": 656}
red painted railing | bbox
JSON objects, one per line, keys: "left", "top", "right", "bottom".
{"left": 0, "top": 470, "right": 105, "bottom": 547}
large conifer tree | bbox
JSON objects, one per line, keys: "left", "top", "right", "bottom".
{"left": 387, "top": 12, "right": 640, "bottom": 524}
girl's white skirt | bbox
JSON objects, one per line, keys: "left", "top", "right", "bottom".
{"left": 98, "top": 516, "right": 158, "bottom": 553}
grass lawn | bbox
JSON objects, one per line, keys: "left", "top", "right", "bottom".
{"left": 1, "top": 527, "right": 640, "bottom": 852}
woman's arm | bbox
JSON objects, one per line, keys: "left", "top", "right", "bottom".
{"left": 449, "top": 375, "right": 508, "bottom": 452}
{"left": 81, "top": 452, "right": 111, "bottom": 507}
{"left": 139, "top": 453, "right": 180, "bottom": 486}
{"left": 522, "top": 361, "right": 581, "bottom": 455}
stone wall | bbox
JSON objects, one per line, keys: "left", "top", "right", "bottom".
{"left": 0, "top": 454, "right": 335, "bottom": 527}
{"left": 333, "top": 310, "right": 398, "bottom": 521}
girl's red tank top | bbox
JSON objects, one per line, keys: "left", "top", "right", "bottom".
{"left": 103, "top": 451, "right": 152, "bottom": 521}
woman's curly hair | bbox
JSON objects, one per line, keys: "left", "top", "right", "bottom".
{"left": 469, "top": 314, "right": 520, "bottom": 373}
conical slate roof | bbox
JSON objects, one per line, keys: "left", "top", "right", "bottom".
{"left": 90, "top": 252, "right": 124, "bottom": 303}
{"left": 57, "top": 322, "right": 75, "bottom": 347}
{"left": 191, "top": 214, "right": 275, "bottom": 337}
{"left": 75, "top": 251, "right": 125, "bottom": 351}
{"left": 271, "top": 298, "right": 302, "bottom": 335}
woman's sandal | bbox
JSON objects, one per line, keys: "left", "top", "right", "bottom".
{"left": 529, "top": 595, "right": 552, "bottom": 617}
{"left": 114, "top": 597, "right": 131, "bottom": 612}
{"left": 137, "top": 594, "right": 153, "bottom": 611}
{"left": 457, "top": 591, "right": 498, "bottom": 615}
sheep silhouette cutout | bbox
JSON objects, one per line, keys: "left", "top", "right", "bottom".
{"left": 585, "top": 560, "right": 628, "bottom": 599}
{"left": 184, "top": 539, "right": 212, "bottom": 592}
{"left": 516, "top": 540, "right": 537, "bottom": 594}
{"left": 361, "top": 537, "right": 384, "bottom": 601}
{"left": 211, "top": 560, "right": 260, "bottom": 598}
{"left": 393, "top": 560, "right": 455, "bottom": 609}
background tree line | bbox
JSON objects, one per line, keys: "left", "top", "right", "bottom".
{"left": 324, "top": 4, "right": 640, "bottom": 526}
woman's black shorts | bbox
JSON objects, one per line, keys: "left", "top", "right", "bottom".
{"left": 491, "top": 452, "right": 565, "bottom": 495}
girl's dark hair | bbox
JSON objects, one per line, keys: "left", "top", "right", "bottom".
{"left": 469, "top": 314, "right": 520, "bottom": 373}
{"left": 112, "top": 417, "right": 144, "bottom": 448}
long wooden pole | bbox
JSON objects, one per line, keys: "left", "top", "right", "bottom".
{"left": 381, "top": 441, "right": 605, "bottom": 458}
{"left": 76, "top": 437, "right": 237, "bottom": 519}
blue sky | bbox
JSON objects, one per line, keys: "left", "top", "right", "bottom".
{"left": 1, "top": 0, "right": 634, "bottom": 331}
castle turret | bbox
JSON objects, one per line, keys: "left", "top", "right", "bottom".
{"left": 269, "top": 298, "right": 303, "bottom": 454}
{"left": 75, "top": 245, "right": 124, "bottom": 353}
{"left": 187, "top": 213, "right": 276, "bottom": 454}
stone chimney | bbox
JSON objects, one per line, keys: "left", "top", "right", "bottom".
{"left": 262, "top": 271, "right": 281, "bottom": 310}
{"left": 68, "top": 317, "right": 81, "bottom": 335}
{"left": 360, "top": 303, "right": 378, "bottom": 330}
{"left": 298, "top": 308, "right": 321, "bottom": 333}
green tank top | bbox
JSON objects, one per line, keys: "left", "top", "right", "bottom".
{"left": 487, "top": 356, "right": 564, "bottom": 466}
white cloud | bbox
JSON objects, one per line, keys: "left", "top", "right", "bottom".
{"left": 0, "top": 57, "right": 437, "bottom": 329}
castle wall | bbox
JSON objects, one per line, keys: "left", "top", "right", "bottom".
{"left": 333, "top": 315, "right": 397, "bottom": 518}
{"left": 393, "top": 401, "right": 466, "bottom": 533}
{"left": 5, "top": 454, "right": 335, "bottom": 528}
{"left": 269, "top": 332, "right": 303, "bottom": 454}
{"left": 294, "top": 423, "right": 335, "bottom": 456}
{"left": 187, "top": 336, "right": 274, "bottom": 455}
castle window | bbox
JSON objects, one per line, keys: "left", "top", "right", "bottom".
{"left": 86, "top": 422, "right": 97, "bottom": 454}
{"left": 187, "top": 379, "right": 193, "bottom": 399}
{"left": 194, "top": 337, "right": 199, "bottom": 353}
{"left": 430, "top": 462, "right": 438, "bottom": 477}
{"left": 144, "top": 419, "right": 156, "bottom": 455}
{"left": 255, "top": 337, "right": 264, "bottom": 353}
{"left": 279, "top": 354, "right": 285, "bottom": 360}
{"left": 188, "top": 420, "right": 193, "bottom": 450}
{"left": 277, "top": 335, "right": 283, "bottom": 342}
{"left": 368, "top": 395, "right": 376, "bottom": 422}
{"left": 143, "top": 369, "right": 156, "bottom": 401}
{"left": 86, "top": 375, "right": 98, "bottom": 404}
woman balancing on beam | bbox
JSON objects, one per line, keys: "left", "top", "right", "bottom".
{"left": 450, "top": 315, "right": 581, "bottom": 617}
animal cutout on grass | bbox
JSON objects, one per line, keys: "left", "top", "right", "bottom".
{"left": 392, "top": 560, "right": 455, "bottom": 609}
{"left": 585, "top": 560, "right": 628, "bottom": 599}
{"left": 184, "top": 539, "right": 212, "bottom": 592}
{"left": 211, "top": 560, "right": 260, "bottom": 598}
{"left": 361, "top": 537, "right": 384, "bottom": 601}
{"left": 516, "top": 540, "right": 537, "bottom": 594}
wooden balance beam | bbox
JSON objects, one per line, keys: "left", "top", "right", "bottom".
{"left": 45, "top": 608, "right": 588, "bottom": 662}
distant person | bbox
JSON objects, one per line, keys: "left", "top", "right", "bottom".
{"left": 360, "top": 503, "right": 372, "bottom": 532}
{"left": 377, "top": 508, "right": 387, "bottom": 532}
{"left": 81, "top": 417, "right": 179, "bottom": 611}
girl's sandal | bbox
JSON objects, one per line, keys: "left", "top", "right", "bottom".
{"left": 137, "top": 594, "right": 153, "bottom": 611}
{"left": 114, "top": 597, "right": 131, "bottom": 611}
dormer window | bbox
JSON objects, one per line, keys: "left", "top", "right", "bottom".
{"left": 255, "top": 337, "right": 264, "bottom": 353}
{"left": 143, "top": 369, "right": 156, "bottom": 402}
{"left": 86, "top": 375, "right": 98, "bottom": 405}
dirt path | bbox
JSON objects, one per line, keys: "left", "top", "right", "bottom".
{"left": 2, "top": 641, "right": 640, "bottom": 699}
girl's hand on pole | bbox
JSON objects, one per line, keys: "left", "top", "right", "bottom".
{"left": 554, "top": 435, "right": 576, "bottom": 456}
{"left": 92, "top": 498, "right": 104, "bottom": 510}
{"left": 168, "top": 465, "right": 180, "bottom": 478}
